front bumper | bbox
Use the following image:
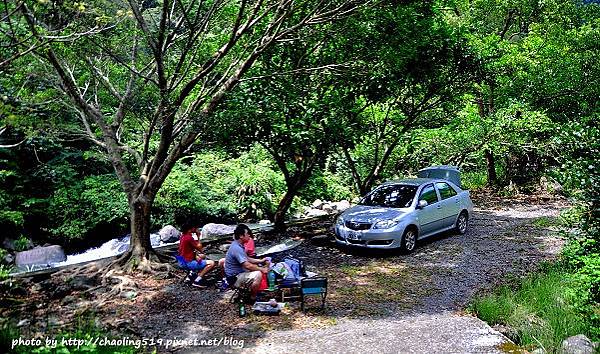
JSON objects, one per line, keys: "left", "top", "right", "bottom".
{"left": 334, "top": 225, "right": 403, "bottom": 249}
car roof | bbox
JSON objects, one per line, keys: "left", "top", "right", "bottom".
{"left": 382, "top": 178, "right": 437, "bottom": 186}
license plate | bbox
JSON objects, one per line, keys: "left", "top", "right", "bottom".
{"left": 347, "top": 231, "right": 361, "bottom": 240}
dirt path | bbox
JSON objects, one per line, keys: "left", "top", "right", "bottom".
{"left": 5, "top": 196, "right": 567, "bottom": 353}
{"left": 135, "top": 197, "right": 566, "bottom": 353}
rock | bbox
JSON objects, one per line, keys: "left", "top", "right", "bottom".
{"left": 159, "top": 225, "right": 181, "bottom": 243}
{"left": 149, "top": 233, "right": 161, "bottom": 247}
{"left": 540, "top": 176, "right": 562, "bottom": 194}
{"left": 30, "top": 283, "right": 42, "bottom": 293}
{"left": 123, "top": 291, "right": 137, "bottom": 300}
{"left": 3, "top": 253, "right": 14, "bottom": 264}
{"left": 68, "top": 275, "right": 97, "bottom": 291}
{"left": 304, "top": 209, "right": 328, "bottom": 217}
{"left": 322, "top": 203, "right": 335, "bottom": 212}
{"left": 61, "top": 296, "right": 76, "bottom": 306}
{"left": 2, "top": 238, "right": 14, "bottom": 250}
{"left": 201, "top": 223, "right": 235, "bottom": 239}
{"left": 15, "top": 245, "right": 66, "bottom": 268}
{"left": 560, "top": 334, "right": 597, "bottom": 354}
{"left": 17, "top": 319, "right": 30, "bottom": 327}
{"left": 50, "top": 284, "right": 71, "bottom": 299}
{"left": 311, "top": 199, "right": 324, "bottom": 209}
{"left": 532, "top": 348, "right": 546, "bottom": 354}
{"left": 258, "top": 220, "right": 271, "bottom": 225}
{"left": 47, "top": 317, "right": 61, "bottom": 327}
{"left": 332, "top": 200, "right": 351, "bottom": 212}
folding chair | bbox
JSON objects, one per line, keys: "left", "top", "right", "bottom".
{"left": 300, "top": 276, "right": 327, "bottom": 312}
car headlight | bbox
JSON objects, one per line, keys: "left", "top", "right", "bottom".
{"left": 373, "top": 219, "right": 400, "bottom": 229}
{"left": 336, "top": 216, "right": 344, "bottom": 226}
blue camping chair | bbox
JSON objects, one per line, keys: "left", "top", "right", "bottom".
{"left": 300, "top": 276, "right": 327, "bottom": 312}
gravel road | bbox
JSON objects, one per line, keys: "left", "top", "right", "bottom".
{"left": 133, "top": 197, "right": 567, "bottom": 354}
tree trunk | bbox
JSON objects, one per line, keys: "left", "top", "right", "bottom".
{"left": 128, "top": 197, "right": 155, "bottom": 260}
{"left": 273, "top": 184, "right": 301, "bottom": 231}
{"left": 485, "top": 149, "right": 497, "bottom": 186}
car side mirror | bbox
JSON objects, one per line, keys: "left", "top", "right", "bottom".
{"left": 417, "top": 200, "right": 428, "bottom": 209}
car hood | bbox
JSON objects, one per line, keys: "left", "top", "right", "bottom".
{"left": 341, "top": 205, "right": 409, "bottom": 223}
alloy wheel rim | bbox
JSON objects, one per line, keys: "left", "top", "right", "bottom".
{"left": 405, "top": 231, "right": 416, "bottom": 250}
{"left": 459, "top": 215, "right": 467, "bottom": 233}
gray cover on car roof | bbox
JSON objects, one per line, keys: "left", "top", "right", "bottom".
{"left": 417, "top": 166, "right": 462, "bottom": 188}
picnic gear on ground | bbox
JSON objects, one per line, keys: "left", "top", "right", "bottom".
{"left": 252, "top": 301, "right": 285, "bottom": 315}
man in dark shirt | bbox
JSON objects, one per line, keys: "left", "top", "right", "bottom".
{"left": 224, "top": 224, "right": 269, "bottom": 297}
{"left": 178, "top": 222, "right": 216, "bottom": 288}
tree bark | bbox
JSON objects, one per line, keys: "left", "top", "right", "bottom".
{"left": 128, "top": 196, "right": 155, "bottom": 261}
{"left": 273, "top": 187, "right": 299, "bottom": 231}
{"left": 273, "top": 169, "right": 313, "bottom": 230}
{"left": 485, "top": 149, "right": 498, "bottom": 186}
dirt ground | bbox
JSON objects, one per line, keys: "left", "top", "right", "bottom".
{"left": 1, "top": 193, "right": 568, "bottom": 353}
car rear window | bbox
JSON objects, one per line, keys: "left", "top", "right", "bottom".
{"left": 435, "top": 182, "right": 458, "bottom": 200}
{"left": 360, "top": 185, "right": 418, "bottom": 208}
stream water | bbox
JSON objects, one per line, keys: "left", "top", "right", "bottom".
{"left": 55, "top": 232, "right": 174, "bottom": 267}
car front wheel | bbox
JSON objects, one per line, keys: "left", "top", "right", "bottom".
{"left": 455, "top": 211, "right": 468, "bottom": 235}
{"left": 401, "top": 228, "right": 417, "bottom": 253}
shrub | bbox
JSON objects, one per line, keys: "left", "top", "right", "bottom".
{"left": 300, "top": 169, "right": 356, "bottom": 204}
{"left": 154, "top": 145, "right": 286, "bottom": 225}
{"left": 12, "top": 236, "right": 30, "bottom": 252}
{"left": 0, "top": 264, "right": 12, "bottom": 281}
{"left": 461, "top": 170, "right": 488, "bottom": 190}
{"left": 470, "top": 265, "right": 592, "bottom": 351}
{"left": 47, "top": 174, "right": 129, "bottom": 241}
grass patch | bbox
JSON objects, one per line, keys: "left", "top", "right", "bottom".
{"left": 532, "top": 216, "right": 560, "bottom": 228}
{"left": 469, "top": 265, "right": 592, "bottom": 353}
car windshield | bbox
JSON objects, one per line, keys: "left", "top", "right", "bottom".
{"left": 359, "top": 184, "right": 418, "bottom": 208}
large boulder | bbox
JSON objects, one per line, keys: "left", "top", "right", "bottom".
{"left": 560, "top": 335, "right": 598, "bottom": 354}
{"left": 158, "top": 225, "right": 181, "bottom": 243}
{"left": 201, "top": 223, "right": 235, "bottom": 239}
{"left": 15, "top": 245, "right": 66, "bottom": 268}
{"left": 311, "top": 199, "right": 324, "bottom": 209}
{"left": 331, "top": 200, "right": 351, "bottom": 212}
{"left": 304, "top": 209, "right": 329, "bottom": 217}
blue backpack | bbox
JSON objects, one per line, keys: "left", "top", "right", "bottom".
{"left": 283, "top": 256, "right": 306, "bottom": 280}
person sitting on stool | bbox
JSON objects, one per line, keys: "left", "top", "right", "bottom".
{"left": 178, "top": 221, "right": 216, "bottom": 288}
{"left": 224, "top": 224, "right": 269, "bottom": 299}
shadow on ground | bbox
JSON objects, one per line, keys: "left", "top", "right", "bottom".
{"left": 130, "top": 205, "right": 564, "bottom": 352}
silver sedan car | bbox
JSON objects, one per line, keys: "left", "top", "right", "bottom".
{"left": 334, "top": 178, "right": 473, "bottom": 252}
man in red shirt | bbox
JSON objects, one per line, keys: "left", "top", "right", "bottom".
{"left": 178, "top": 222, "right": 216, "bottom": 288}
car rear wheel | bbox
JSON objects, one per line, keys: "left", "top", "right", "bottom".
{"left": 401, "top": 228, "right": 417, "bottom": 253}
{"left": 455, "top": 211, "right": 468, "bottom": 235}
